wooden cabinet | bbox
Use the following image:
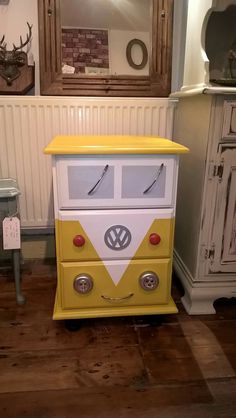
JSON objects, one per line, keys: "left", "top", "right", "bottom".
{"left": 173, "top": 95, "right": 236, "bottom": 314}
{"left": 44, "top": 135, "right": 188, "bottom": 320}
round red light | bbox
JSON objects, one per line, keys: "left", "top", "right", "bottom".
{"left": 149, "top": 233, "right": 161, "bottom": 245}
{"left": 73, "top": 235, "right": 85, "bottom": 247}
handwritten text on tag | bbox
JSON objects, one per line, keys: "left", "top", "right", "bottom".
{"left": 3, "top": 217, "right": 21, "bottom": 250}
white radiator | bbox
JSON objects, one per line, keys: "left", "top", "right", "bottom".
{"left": 0, "top": 97, "right": 175, "bottom": 228}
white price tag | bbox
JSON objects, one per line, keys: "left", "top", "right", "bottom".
{"left": 2, "top": 217, "right": 21, "bottom": 250}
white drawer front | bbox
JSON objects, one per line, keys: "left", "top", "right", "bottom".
{"left": 56, "top": 155, "right": 178, "bottom": 209}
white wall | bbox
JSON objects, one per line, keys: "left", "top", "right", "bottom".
{"left": 0, "top": 0, "right": 39, "bottom": 94}
{"left": 109, "top": 30, "right": 149, "bottom": 76}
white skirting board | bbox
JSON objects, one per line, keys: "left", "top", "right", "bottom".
{"left": 0, "top": 97, "right": 175, "bottom": 228}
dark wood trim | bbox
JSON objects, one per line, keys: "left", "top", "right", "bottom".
{"left": 38, "top": 0, "right": 173, "bottom": 97}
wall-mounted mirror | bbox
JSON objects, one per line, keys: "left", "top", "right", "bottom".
{"left": 38, "top": 0, "right": 173, "bottom": 96}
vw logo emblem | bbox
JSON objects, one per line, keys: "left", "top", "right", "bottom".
{"left": 104, "top": 225, "right": 132, "bottom": 251}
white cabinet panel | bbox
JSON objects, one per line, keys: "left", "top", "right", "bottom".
{"left": 208, "top": 146, "right": 236, "bottom": 273}
{"left": 222, "top": 101, "right": 236, "bottom": 139}
{"left": 67, "top": 165, "right": 114, "bottom": 200}
{"left": 222, "top": 169, "right": 236, "bottom": 262}
{"left": 57, "top": 157, "right": 116, "bottom": 209}
{"left": 122, "top": 164, "right": 166, "bottom": 199}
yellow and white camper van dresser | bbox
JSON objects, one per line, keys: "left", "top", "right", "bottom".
{"left": 44, "top": 136, "right": 188, "bottom": 320}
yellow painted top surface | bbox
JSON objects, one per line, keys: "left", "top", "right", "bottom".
{"left": 44, "top": 135, "right": 189, "bottom": 155}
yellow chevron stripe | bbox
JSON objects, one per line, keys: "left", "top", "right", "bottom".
{"left": 132, "top": 218, "right": 174, "bottom": 260}
{"left": 116, "top": 218, "right": 174, "bottom": 287}
{"left": 56, "top": 219, "right": 101, "bottom": 261}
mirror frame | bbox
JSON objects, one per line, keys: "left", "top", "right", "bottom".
{"left": 38, "top": 0, "right": 173, "bottom": 96}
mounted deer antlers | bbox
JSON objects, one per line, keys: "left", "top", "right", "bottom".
{"left": 0, "top": 22, "right": 33, "bottom": 86}
{"left": 13, "top": 22, "right": 32, "bottom": 52}
{"left": 0, "top": 35, "right": 6, "bottom": 51}
{"left": 0, "top": 35, "right": 5, "bottom": 43}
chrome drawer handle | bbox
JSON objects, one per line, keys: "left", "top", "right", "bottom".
{"left": 101, "top": 293, "right": 134, "bottom": 302}
{"left": 143, "top": 163, "right": 164, "bottom": 194}
{"left": 88, "top": 164, "right": 109, "bottom": 195}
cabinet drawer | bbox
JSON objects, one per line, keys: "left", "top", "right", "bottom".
{"left": 57, "top": 208, "right": 174, "bottom": 261}
{"left": 56, "top": 155, "right": 177, "bottom": 209}
{"left": 59, "top": 258, "right": 171, "bottom": 310}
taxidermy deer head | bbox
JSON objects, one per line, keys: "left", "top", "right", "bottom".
{"left": 0, "top": 22, "right": 32, "bottom": 86}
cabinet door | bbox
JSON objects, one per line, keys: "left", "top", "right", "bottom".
{"left": 209, "top": 147, "right": 236, "bottom": 273}
{"left": 222, "top": 168, "right": 236, "bottom": 263}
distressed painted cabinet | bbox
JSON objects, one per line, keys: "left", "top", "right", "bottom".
{"left": 171, "top": 0, "right": 236, "bottom": 313}
{"left": 44, "top": 135, "right": 188, "bottom": 320}
{"left": 173, "top": 94, "right": 236, "bottom": 314}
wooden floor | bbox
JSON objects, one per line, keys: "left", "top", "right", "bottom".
{"left": 0, "top": 261, "right": 236, "bottom": 418}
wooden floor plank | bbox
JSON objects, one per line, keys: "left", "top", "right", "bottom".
{"left": 0, "top": 385, "right": 214, "bottom": 418}
{"left": 0, "top": 318, "right": 139, "bottom": 350}
{"left": 142, "top": 349, "right": 208, "bottom": 385}
{"left": 208, "top": 377, "right": 236, "bottom": 403}
{"left": 137, "top": 321, "right": 194, "bottom": 353}
{"left": 0, "top": 346, "right": 146, "bottom": 393}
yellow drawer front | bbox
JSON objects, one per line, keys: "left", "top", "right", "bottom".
{"left": 59, "top": 258, "right": 171, "bottom": 310}
{"left": 56, "top": 216, "right": 174, "bottom": 262}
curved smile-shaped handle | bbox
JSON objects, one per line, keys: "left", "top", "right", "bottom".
{"left": 88, "top": 164, "right": 109, "bottom": 195}
{"left": 101, "top": 293, "right": 134, "bottom": 302}
{"left": 143, "top": 163, "right": 164, "bottom": 194}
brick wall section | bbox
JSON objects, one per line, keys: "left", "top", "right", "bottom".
{"left": 62, "top": 28, "right": 109, "bottom": 73}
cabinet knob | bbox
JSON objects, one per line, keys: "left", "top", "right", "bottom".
{"left": 139, "top": 272, "right": 159, "bottom": 291}
{"left": 73, "top": 235, "right": 85, "bottom": 247}
{"left": 149, "top": 233, "right": 161, "bottom": 245}
{"left": 74, "top": 274, "right": 93, "bottom": 294}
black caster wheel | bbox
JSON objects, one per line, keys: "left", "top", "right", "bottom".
{"left": 148, "top": 315, "right": 164, "bottom": 327}
{"left": 64, "top": 319, "right": 81, "bottom": 332}
{"left": 135, "top": 315, "right": 164, "bottom": 328}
